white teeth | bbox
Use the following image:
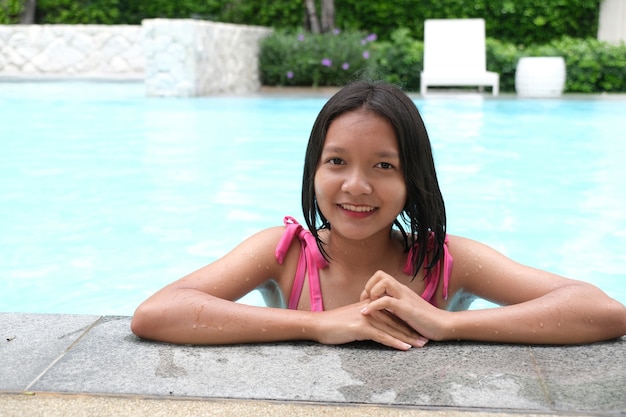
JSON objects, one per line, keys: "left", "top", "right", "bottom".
{"left": 341, "top": 204, "right": 375, "bottom": 213}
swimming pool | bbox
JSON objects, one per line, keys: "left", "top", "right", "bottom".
{"left": 1, "top": 81, "right": 625, "bottom": 315}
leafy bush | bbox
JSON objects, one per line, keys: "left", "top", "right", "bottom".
{"left": 260, "top": 29, "right": 377, "bottom": 87}
{"left": 0, "top": 0, "right": 23, "bottom": 24}
{"left": 525, "top": 37, "right": 626, "bottom": 93}
{"left": 29, "top": 0, "right": 601, "bottom": 47}
{"left": 335, "top": 0, "right": 599, "bottom": 46}
{"left": 486, "top": 38, "right": 523, "bottom": 92}
{"left": 260, "top": 29, "right": 626, "bottom": 94}
{"left": 36, "top": 0, "right": 121, "bottom": 24}
{"left": 369, "top": 28, "right": 424, "bottom": 92}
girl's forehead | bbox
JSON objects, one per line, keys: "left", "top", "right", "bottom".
{"left": 321, "top": 111, "right": 399, "bottom": 155}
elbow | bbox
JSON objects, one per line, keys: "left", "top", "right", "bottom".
{"left": 595, "top": 297, "right": 626, "bottom": 342}
{"left": 617, "top": 301, "right": 626, "bottom": 338}
{"left": 130, "top": 302, "right": 160, "bottom": 340}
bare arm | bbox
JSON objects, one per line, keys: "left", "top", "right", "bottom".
{"left": 361, "top": 236, "right": 626, "bottom": 344}
{"left": 131, "top": 227, "right": 425, "bottom": 349}
{"left": 131, "top": 227, "right": 319, "bottom": 345}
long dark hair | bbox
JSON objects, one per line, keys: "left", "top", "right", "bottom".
{"left": 301, "top": 80, "right": 446, "bottom": 278}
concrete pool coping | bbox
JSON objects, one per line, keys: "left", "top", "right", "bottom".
{"left": 2, "top": 75, "right": 626, "bottom": 100}
{"left": 1, "top": 313, "right": 624, "bottom": 416}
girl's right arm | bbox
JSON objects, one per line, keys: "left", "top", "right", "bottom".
{"left": 130, "top": 227, "right": 316, "bottom": 345}
{"left": 130, "top": 227, "right": 423, "bottom": 349}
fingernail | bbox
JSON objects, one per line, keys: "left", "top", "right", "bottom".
{"left": 402, "top": 342, "right": 412, "bottom": 350}
{"left": 360, "top": 307, "right": 368, "bottom": 314}
{"left": 414, "top": 338, "right": 427, "bottom": 347}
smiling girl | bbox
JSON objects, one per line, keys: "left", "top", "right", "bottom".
{"left": 131, "top": 80, "right": 626, "bottom": 349}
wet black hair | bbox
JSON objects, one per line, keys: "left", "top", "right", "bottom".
{"left": 301, "top": 80, "right": 446, "bottom": 278}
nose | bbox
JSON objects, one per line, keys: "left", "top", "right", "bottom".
{"left": 341, "top": 168, "right": 372, "bottom": 195}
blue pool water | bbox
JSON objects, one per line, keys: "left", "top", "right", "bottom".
{"left": 1, "top": 81, "right": 625, "bottom": 315}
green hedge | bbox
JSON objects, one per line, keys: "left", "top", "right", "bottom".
{"left": 260, "top": 29, "right": 377, "bottom": 87}
{"left": 259, "top": 29, "right": 626, "bottom": 93}
{"left": 335, "top": 0, "right": 600, "bottom": 46}
{"left": 526, "top": 37, "right": 626, "bottom": 93}
{"left": 0, "top": 0, "right": 23, "bottom": 24}
{"left": 2, "top": 0, "right": 601, "bottom": 47}
{"left": 32, "top": 0, "right": 304, "bottom": 26}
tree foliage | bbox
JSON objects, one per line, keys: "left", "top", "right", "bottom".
{"left": 1, "top": 0, "right": 601, "bottom": 47}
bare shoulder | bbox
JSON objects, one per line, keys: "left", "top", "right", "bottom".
{"left": 212, "top": 225, "right": 292, "bottom": 274}
{"left": 165, "top": 225, "right": 300, "bottom": 301}
{"left": 444, "top": 234, "right": 578, "bottom": 306}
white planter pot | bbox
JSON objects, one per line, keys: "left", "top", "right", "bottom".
{"left": 515, "top": 57, "right": 566, "bottom": 98}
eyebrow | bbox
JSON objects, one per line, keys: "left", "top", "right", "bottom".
{"left": 321, "top": 146, "right": 400, "bottom": 159}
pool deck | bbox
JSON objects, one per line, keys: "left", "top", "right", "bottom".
{"left": 1, "top": 313, "right": 624, "bottom": 416}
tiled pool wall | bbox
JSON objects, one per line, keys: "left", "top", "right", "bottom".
{"left": 0, "top": 19, "right": 272, "bottom": 96}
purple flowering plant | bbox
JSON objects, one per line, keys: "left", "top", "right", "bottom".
{"left": 259, "top": 28, "right": 378, "bottom": 87}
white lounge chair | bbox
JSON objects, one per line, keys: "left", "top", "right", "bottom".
{"left": 420, "top": 18, "right": 499, "bottom": 96}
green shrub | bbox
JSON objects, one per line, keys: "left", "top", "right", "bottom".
{"left": 0, "top": 0, "right": 23, "bottom": 24}
{"left": 525, "top": 37, "right": 626, "bottom": 93}
{"left": 260, "top": 29, "right": 626, "bottom": 94}
{"left": 37, "top": 0, "right": 121, "bottom": 24}
{"left": 260, "top": 29, "right": 376, "bottom": 87}
{"left": 30, "top": 0, "right": 601, "bottom": 48}
{"left": 486, "top": 38, "right": 523, "bottom": 92}
{"left": 370, "top": 28, "right": 424, "bottom": 92}
{"left": 335, "top": 0, "right": 599, "bottom": 46}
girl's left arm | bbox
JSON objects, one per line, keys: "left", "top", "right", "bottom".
{"left": 362, "top": 235, "right": 626, "bottom": 344}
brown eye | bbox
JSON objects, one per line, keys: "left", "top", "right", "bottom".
{"left": 376, "top": 162, "right": 394, "bottom": 169}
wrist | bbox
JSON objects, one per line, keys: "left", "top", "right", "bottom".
{"left": 294, "top": 310, "right": 321, "bottom": 343}
{"left": 436, "top": 310, "right": 459, "bottom": 341}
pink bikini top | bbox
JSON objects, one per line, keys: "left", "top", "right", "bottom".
{"left": 275, "top": 216, "right": 452, "bottom": 312}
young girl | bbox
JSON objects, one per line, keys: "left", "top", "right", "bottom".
{"left": 131, "top": 80, "right": 626, "bottom": 350}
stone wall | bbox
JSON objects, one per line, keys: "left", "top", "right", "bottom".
{"left": 0, "top": 20, "right": 272, "bottom": 96}
{"left": 142, "top": 19, "right": 272, "bottom": 97}
{"left": 0, "top": 24, "right": 143, "bottom": 78}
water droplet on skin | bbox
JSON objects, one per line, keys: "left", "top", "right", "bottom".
{"left": 217, "top": 326, "right": 223, "bottom": 332}
{"left": 539, "top": 322, "right": 544, "bottom": 328}
{"left": 192, "top": 324, "right": 197, "bottom": 329}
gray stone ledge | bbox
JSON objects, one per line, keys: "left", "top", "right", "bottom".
{"left": 1, "top": 313, "right": 624, "bottom": 416}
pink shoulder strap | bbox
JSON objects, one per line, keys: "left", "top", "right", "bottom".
{"left": 275, "top": 216, "right": 328, "bottom": 311}
{"left": 403, "top": 234, "right": 452, "bottom": 306}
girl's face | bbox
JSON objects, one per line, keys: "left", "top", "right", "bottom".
{"left": 314, "top": 109, "right": 407, "bottom": 242}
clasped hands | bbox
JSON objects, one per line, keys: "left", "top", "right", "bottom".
{"left": 359, "top": 270, "right": 450, "bottom": 350}
{"left": 316, "top": 270, "right": 448, "bottom": 351}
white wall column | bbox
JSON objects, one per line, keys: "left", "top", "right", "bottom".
{"left": 598, "top": 0, "right": 626, "bottom": 44}
{"left": 142, "top": 19, "right": 272, "bottom": 97}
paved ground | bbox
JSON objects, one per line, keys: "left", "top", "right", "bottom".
{"left": 1, "top": 313, "right": 624, "bottom": 416}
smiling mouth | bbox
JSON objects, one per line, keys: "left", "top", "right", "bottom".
{"left": 339, "top": 204, "right": 377, "bottom": 213}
